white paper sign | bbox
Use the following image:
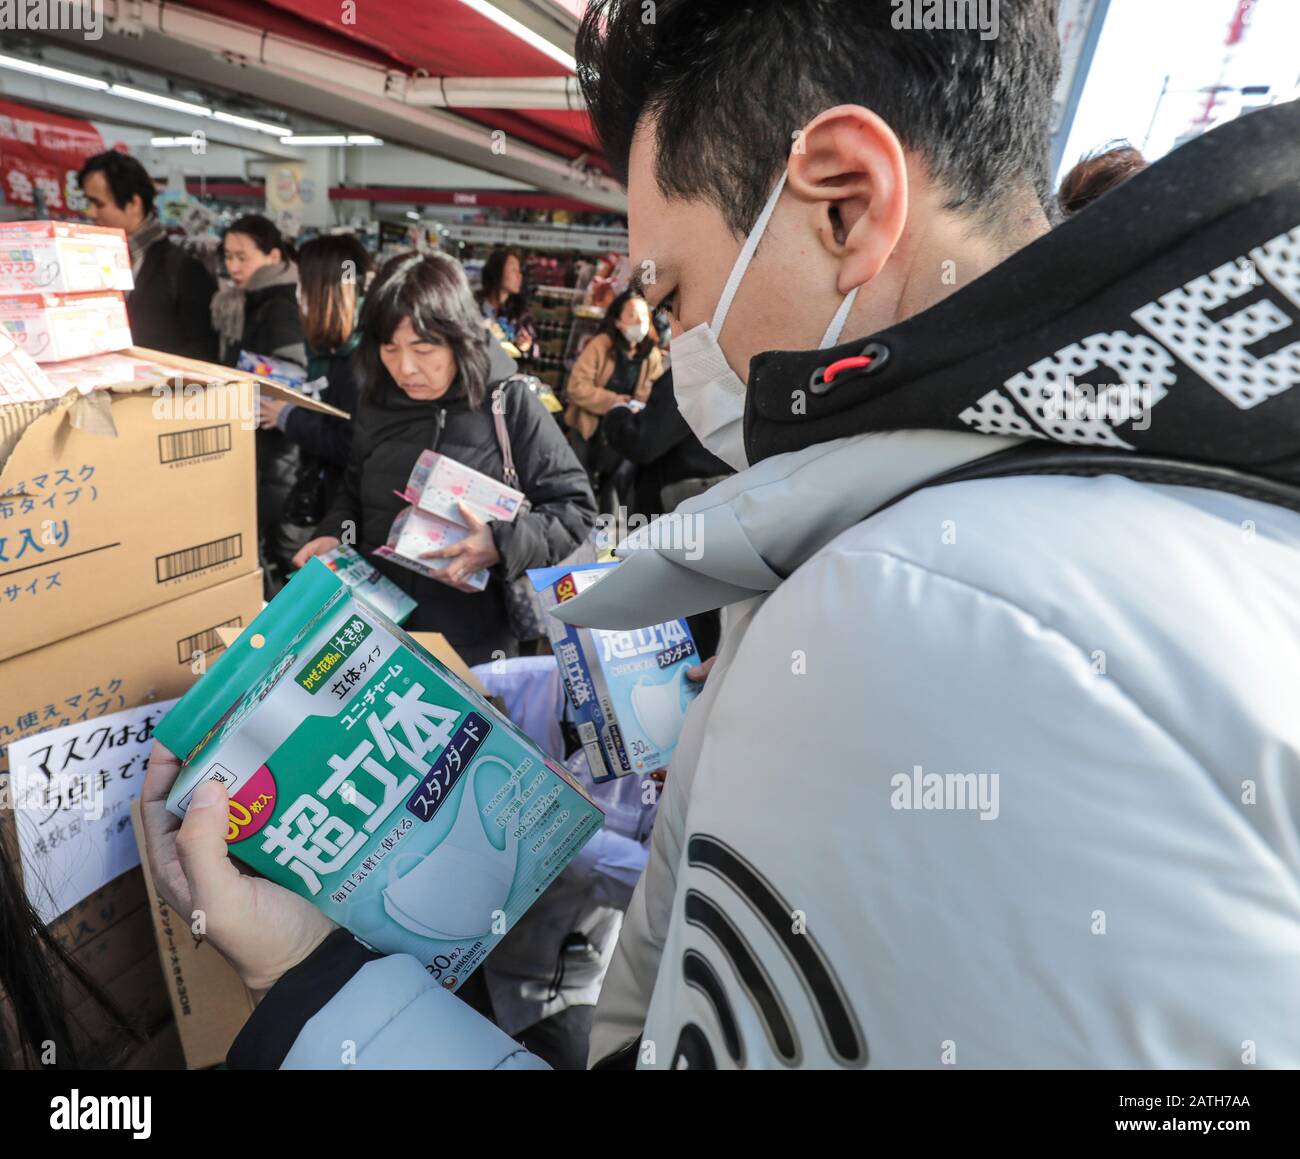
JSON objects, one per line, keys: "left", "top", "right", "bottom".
{"left": 9, "top": 699, "right": 177, "bottom": 924}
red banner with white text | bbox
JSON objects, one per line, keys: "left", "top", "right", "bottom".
{"left": 0, "top": 98, "right": 105, "bottom": 216}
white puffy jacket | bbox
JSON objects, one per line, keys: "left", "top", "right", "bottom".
{"left": 567, "top": 428, "right": 1300, "bottom": 1068}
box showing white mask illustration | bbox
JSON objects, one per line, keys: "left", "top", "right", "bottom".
{"left": 156, "top": 558, "right": 604, "bottom": 990}
{"left": 532, "top": 562, "right": 701, "bottom": 781}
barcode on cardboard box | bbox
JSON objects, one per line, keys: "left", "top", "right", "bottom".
{"left": 158, "top": 424, "right": 232, "bottom": 464}
{"left": 176, "top": 617, "right": 244, "bottom": 665}
{"left": 156, "top": 535, "right": 243, "bottom": 582}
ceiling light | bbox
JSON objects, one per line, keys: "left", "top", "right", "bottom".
{"left": 455, "top": 0, "right": 576, "bottom": 72}
{"left": 281, "top": 135, "right": 348, "bottom": 146}
{"left": 0, "top": 52, "right": 109, "bottom": 90}
{"left": 110, "top": 84, "right": 212, "bottom": 118}
{"left": 213, "top": 110, "right": 292, "bottom": 136}
{"left": 150, "top": 136, "right": 204, "bottom": 147}
{"left": 347, "top": 135, "right": 383, "bottom": 145}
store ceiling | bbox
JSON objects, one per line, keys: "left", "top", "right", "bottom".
{"left": 182, "top": 0, "right": 603, "bottom": 167}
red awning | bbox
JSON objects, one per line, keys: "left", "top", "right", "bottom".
{"left": 179, "top": 0, "right": 604, "bottom": 167}
{"left": 0, "top": 98, "right": 105, "bottom": 215}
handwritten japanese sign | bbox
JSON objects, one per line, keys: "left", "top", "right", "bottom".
{"left": 10, "top": 698, "right": 176, "bottom": 924}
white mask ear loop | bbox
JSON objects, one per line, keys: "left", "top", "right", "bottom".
{"left": 819, "top": 284, "right": 860, "bottom": 349}
{"left": 710, "top": 170, "right": 789, "bottom": 338}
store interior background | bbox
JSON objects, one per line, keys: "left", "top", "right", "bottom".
{"left": 0, "top": 0, "right": 1294, "bottom": 393}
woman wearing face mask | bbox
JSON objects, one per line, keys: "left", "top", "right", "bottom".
{"left": 293, "top": 251, "right": 596, "bottom": 666}
{"left": 211, "top": 214, "right": 306, "bottom": 367}
{"left": 563, "top": 288, "right": 666, "bottom": 509}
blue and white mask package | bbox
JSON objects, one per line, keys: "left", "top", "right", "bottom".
{"left": 157, "top": 559, "right": 604, "bottom": 990}
{"left": 532, "top": 562, "right": 701, "bottom": 781}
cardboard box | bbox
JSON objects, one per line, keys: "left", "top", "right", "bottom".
{"left": 0, "top": 572, "right": 263, "bottom": 1067}
{"left": 0, "top": 291, "right": 133, "bottom": 363}
{"left": 132, "top": 797, "right": 256, "bottom": 1068}
{"left": 0, "top": 349, "right": 273, "bottom": 662}
{"left": 0, "top": 568, "right": 265, "bottom": 776}
{"left": 0, "top": 220, "right": 133, "bottom": 294}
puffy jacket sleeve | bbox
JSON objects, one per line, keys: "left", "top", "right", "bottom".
{"left": 282, "top": 406, "right": 352, "bottom": 468}
{"left": 227, "top": 930, "right": 549, "bottom": 1069}
{"left": 174, "top": 256, "right": 220, "bottom": 362}
{"left": 490, "top": 383, "right": 597, "bottom": 583}
{"left": 564, "top": 335, "right": 624, "bottom": 417}
{"left": 313, "top": 416, "right": 365, "bottom": 543}
{"left": 602, "top": 375, "right": 691, "bottom": 465}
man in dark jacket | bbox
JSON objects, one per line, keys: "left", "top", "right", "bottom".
{"left": 78, "top": 150, "right": 219, "bottom": 361}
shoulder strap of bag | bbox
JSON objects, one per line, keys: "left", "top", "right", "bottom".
{"left": 491, "top": 383, "right": 519, "bottom": 488}
{"left": 873, "top": 444, "right": 1300, "bottom": 518}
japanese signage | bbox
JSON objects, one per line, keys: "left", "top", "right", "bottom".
{"left": 0, "top": 98, "right": 104, "bottom": 216}
{"left": 10, "top": 698, "right": 176, "bottom": 924}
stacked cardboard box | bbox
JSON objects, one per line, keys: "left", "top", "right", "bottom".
{"left": 0, "top": 330, "right": 346, "bottom": 1068}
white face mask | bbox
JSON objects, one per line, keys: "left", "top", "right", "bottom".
{"left": 620, "top": 320, "right": 650, "bottom": 345}
{"left": 671, "top": 170, "right": 860, "bottom": 471}
{"left": 629, "top": 667, "right": 692, "bottom": 750}
{"left": 382, "top": 755, "right": 518, "bottom": 941}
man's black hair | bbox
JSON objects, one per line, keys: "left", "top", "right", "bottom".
{"left": 576, "top": 0, "right": 1062, "bottom": 236}
{"left": 77, "top": 150, "right": 156, "bottom": 216}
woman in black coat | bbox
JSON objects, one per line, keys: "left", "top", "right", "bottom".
{"left": 295, "top": 251, "right": 596, "bottom": 666}
{"left": 211, "top": 214, "right": 306, "bottom": 367}
{"left": 259, "top": 233, "right": 372, "bottom": 573}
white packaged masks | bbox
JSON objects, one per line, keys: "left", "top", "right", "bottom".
{"left": 156, "top": 559, "right": 604, "bottom": 989}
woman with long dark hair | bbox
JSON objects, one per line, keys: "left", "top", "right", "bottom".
{"left": 259, "top": 232, "right": 373, "bottom": 572}
{"left": 293, "top": 251, "right": 596, "bottom": 665}
{"left": 478, "top": 247, "right": 536, "bottom": 359}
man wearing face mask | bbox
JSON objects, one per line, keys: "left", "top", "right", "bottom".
{"left": 141, "top": 0, "right": 1300, "bottom": 1070}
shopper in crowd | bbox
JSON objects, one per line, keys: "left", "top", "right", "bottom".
{"left": 1057, "top": 141, "right": 1148, "bottom": 216}
{"left": 77, "top": 150, "right": 218, "bottom": 361}
{"left": 211, "top": 214, "right": 306, "bottom": 367}
{"left": 563, "top": 288, "right": 666, "bottom": 510}
{"left": 258, "top": 232, "right": 373, "bottom": 574}
{"left": 603, "top": 367, "right": 730, "bottom": 660}
{"left": 291, "top": 250, "right": 596, "bottom": 666}
{"left": 602, "top": 368, "right": 730, "bottom": 521}
{"left": 143, "top": 0, "right": 1300, "bottom": 1071}
{"left": 478, "top": 247, "right": 536, "bottom": 358}
{"left": 212, "top": 214, "right": 308, "bottom": 594}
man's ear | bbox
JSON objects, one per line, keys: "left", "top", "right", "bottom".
{"left": 787, "top": 105, "right": 908, "bottom": 294}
